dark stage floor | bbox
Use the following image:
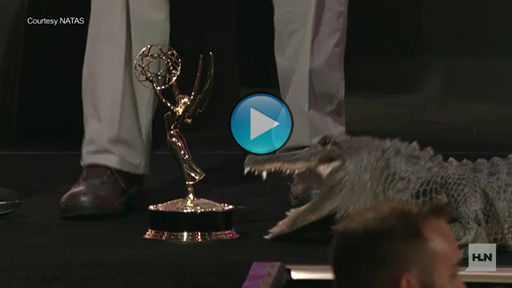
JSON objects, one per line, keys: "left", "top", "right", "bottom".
{"left": 2, "top": 149, "right": 512, "bottom": 288}
{"left": 0, "top": 152, "right": 332, "bottom": 288}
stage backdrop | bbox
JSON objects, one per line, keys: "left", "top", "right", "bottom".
{"left": 10, "top": 0, "right": 241, "bottom": 145}
{"left": 3, "top": 0, "right": 512, "bottom": 146}
{"left": 0, "top": 0, "right": 27, "bottom": 143}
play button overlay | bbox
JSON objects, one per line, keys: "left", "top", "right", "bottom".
{"left": 250, "top": 107, "right": 280, "bottom": 140}
{"left": 230, "top": 92, "right": 293, "bottom": 154}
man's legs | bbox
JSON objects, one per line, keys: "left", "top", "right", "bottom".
{"left": 273, "top": 0, "right": 348, "bottom": 206}
{"left": 81, "top": 0, "right": 170, "bottom": 174}
{"left": 273, "top": 0, "right": 347, "bottom": 149}
{"left": 59, "top": 0, "right": 170, "bottom": 217}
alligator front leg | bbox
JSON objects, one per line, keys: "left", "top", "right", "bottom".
{"left": 265, "top": 205, "right": 310, "bottom": 239}
{"left": 446, "top": 178, "right": 488, "bottom": 256}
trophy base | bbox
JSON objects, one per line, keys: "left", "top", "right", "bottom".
{"left": 144, "top": 197, "right": 239, "bottom": 242}
{"left": 144, "top": 228, "right": 238, "bottom": 241}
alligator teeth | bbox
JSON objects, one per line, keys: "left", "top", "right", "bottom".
{"left": 244, "top": 167, "right": 309, "bottom": 178}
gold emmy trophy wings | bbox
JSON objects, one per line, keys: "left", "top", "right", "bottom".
{"left": 134, "top": 44, "right": 238, "bottom": 242}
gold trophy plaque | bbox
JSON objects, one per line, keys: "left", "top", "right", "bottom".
{"left": 134, "top": 44, "right": 238, "bottom": 242}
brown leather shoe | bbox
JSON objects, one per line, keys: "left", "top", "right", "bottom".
{"left": 59, "top": 165, "right": 144, "bottom": 218}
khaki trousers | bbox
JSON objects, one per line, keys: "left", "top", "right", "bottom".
{"left": 273, "top": 0, "right": 348, "bottom": 148}
{"left": 81, "top": 0, "right": 170, "bottom": 174}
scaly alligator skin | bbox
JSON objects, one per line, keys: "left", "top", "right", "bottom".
{"left": 244, "top": 134, "right": 512, "bottom": 252}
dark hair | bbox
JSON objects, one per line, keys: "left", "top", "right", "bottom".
{"left": 330, "top": 202, "right": 455, "bottom": 288}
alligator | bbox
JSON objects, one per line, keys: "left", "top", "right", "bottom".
{"left": 244, "top": 134, "right": 512, "bottom": 253}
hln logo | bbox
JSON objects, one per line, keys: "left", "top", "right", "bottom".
{"left": 465, "top": 243, "right": 496, "bottom": 272}
{"left": 472, "top": 253, "right": 492, "bottom": 261}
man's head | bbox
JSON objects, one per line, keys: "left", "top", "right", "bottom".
{"left": 330, "top": 202, "right": 466, "bottom": 288}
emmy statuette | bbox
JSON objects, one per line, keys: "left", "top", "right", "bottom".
{"left": 134, "top": 44, "right": 238, "bottom": 242}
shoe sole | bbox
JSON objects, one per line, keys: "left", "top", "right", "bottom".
{"left": 59, "top": 186, "right": 140, "bottom": 219}
{"left": 59, "top": 198, "right": 126, "bottom": 219}
{"left": 0, "top": 200, "right": 22, "bottom": 216}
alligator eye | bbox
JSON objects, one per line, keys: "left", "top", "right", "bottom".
{"left": 318, "top": 136, "right": 332, "bottom": 146}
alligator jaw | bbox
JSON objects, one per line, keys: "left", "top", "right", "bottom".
{"left": 244, "top": 156, "right": 341, "bottom": 180}
{"left": 244, "top": 165, "right": 308, "bottom": 180}
{"left": 243, "top": 146, "right": 343, "bottom": 180}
